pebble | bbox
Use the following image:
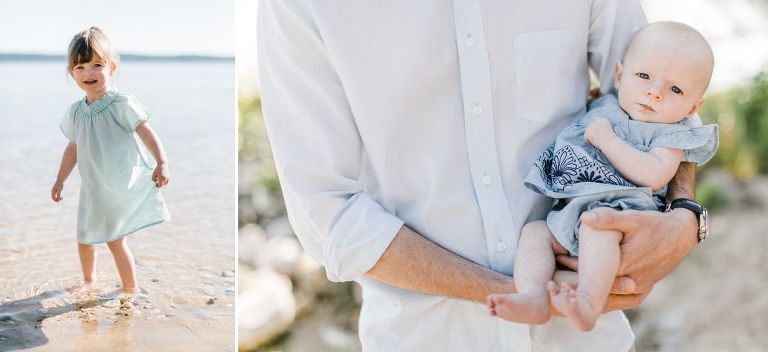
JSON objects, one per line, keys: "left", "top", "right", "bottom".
{"left": 1, "top": 315, "right": 13, "bottom": 322}
{"left": 151, "top": 278, "right": 160, "bottom": 283}
{"left": 144, "top": 304, "right": 153, "bottom": 310}
{"left": 225, "top": 288, "right": 235, "bottom": 295}
{"left": 207, "top": 298, "right": 215, "bottom": 305}
{"left": 38, "top": 308, "right": 49, "bottom": 314}
{"left": 121, "top": 302, "right": 133, "bottom": 309}
{"left": 223, "top": 277, "right": 235, "bottom": 284}
{"left": 221, "top": 270, "right": 235, "bottom": 277}
{"left": 103, "top": 300, "right": 120, "bottom": 308}
{"left": 169, "top": 303, "right": 178, "bottom": 308}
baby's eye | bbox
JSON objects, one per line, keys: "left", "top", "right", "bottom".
{"left": 94, "top": 63, "right": 102, "bottom": 67}
{"left": 636, "top": 72, "right": 649, "bottom": 79}
{"left": 75, "top": 66, "right": 84, "bottom": 70}
{"left": 670, "top": 86, "right": 683, "bottom": 95}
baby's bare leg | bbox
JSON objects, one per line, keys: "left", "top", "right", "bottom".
{"left": 488, "top": 221, "right": 568, "bottom": 324}
{"left": 77, "top": 243, "right": 96, "bottom": 287}
{"left": 549, "top": 222, "right": 622, "bottom": 331}
{"left": 106, "top": 237, "right": 139, "bottom": 294}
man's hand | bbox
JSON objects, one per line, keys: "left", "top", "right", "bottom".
{"left": 51, "top": 181, "right": 64, "bottom": 202}
{"left": 557, "top": 207, "right": 698, "bottom": 295}
{"left": 152, "top": 164, "right": 170, "bottom": 188}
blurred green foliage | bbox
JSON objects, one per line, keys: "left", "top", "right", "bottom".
{"left": 239, "top": 96, "right": 280, "bottom": 195}
{"left": 700, "top": 72, "right": 768, "bottom": 181}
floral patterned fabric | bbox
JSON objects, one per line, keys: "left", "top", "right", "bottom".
{"left": 523, "top": 94, "right": 718, "bottom": 255}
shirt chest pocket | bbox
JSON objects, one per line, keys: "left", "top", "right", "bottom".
{"left": 514, "top": 28, "right": 586, "bottom": 124}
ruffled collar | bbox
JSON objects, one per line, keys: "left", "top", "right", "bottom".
{"left": 80, "top": 90, "right": 118, "bottom": 116}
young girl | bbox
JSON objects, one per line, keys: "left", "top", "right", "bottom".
{"left": 487, "top": 22, "right": 718, "bottom": 331}
{"left": 51, "top": 27, "right": 170, "bottom": 295}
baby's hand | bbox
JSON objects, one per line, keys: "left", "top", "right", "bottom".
{"left": 152, "top": 164, "right": 170, "bottom": 188}
{"left": 584, "top": 117, "right": 615, "bottom": 148}
{"left": 51, "top": 181, "right": 64, "bottom": 202}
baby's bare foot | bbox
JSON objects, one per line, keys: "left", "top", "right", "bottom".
{"left": 547, "top": 281, "right": 599, "bottom": 332}
{"left": 487, "top": 292, "right": 550, "bottom": 324}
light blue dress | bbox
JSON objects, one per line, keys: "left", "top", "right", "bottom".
{"left": 60, "top": 90, "right": 170, "bottom": 244}
{"left": 523, "top": 95, "right": 718, "bottom": 256}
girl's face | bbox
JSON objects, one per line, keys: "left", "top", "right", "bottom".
{"left": 71, "top": 54, "right": 116, "bottom": 101}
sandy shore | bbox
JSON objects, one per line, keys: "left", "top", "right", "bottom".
{"left": 0, "top": 240, "right": 235, "bottom": 352}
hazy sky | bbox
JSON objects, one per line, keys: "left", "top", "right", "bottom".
{"left": 0, "top": 0, "right": 235, "bottom": 56}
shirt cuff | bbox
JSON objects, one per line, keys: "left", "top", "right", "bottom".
{"left": 322, "top": 192, "right": 404, "bottom": 282}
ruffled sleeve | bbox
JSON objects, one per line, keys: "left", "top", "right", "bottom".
{"left": 59, "top": 104, "right": 77, "bottom": 143}
{"left": 113, "top": 93, "right": 150, "bottom": 133}
{"left": 648, "top": 124, "right": 719, "bottom": 165}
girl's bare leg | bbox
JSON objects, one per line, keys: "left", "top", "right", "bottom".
{"left": 77, "top": 243, "right": 97, "bottom": 289}
{"left": 106, "top": 237, "right": 139, "bottom": 294}
{"left": 487, "top": 220, "right": 569, "bottom": 324}
{"left": 549, "top": 222, "right": 622, "bottom": 331}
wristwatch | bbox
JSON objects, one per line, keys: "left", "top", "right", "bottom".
{"left": 665, "top": 198, "right": 709, "bottom": 242}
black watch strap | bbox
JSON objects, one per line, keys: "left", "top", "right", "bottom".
{"left": 666, "top": 198, "right": 708, "bottom": 242}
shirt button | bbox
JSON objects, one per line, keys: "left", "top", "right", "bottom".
{"left": 482, "top": 175, "right": 491, "bottom": 185}
{"left": 465, "top": 36, "right": 476, "bottom": 47}
{"left": 472, "top": 104, "right": 482, "bottom": 116}
{"left": 496, "top": 241, "right": 508, "bottom": 252}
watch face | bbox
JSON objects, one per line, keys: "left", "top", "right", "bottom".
{"left": 699, "top": 208, "right": 709, "bottom": 241}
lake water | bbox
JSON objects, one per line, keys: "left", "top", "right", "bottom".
{"left": 0, "top": 61, "right": 236, "bottom": 351}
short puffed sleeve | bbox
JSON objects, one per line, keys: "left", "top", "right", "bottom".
{"left": 649, "top": 124, "right": 719, "bottom": 166}
{"left": 113, "top": 94, "right": 150, "bottom": 133}
{"left": 59, "top": 104, "right": 77, "bottom": 143}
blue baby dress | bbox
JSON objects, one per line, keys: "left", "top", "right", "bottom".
{"left": 523, "top": 95, "right": 718, "bottom": 256}
{"left": 60, "top": 90, "right": 170, "bottom": 244}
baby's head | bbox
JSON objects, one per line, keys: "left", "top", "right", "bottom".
{"left": 614, "top": 22, "right": 714, "bottom": 124}
{"left": 67, "top": 27, "right": 119, "bottom": 95}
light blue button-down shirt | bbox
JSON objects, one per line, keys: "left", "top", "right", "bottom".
{"left": 258, "top": 1, "right": 646, "bottom": 350}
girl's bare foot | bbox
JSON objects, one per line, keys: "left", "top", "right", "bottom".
{"left": 123, "top": 287, "right": 141, "bottom": 294}
{"left": 487, "top": 292, "right": 550, "bottom": 324}
{"left": 547, "top": 281, "right": 599, "bottom": 332}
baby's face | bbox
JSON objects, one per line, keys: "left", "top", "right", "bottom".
{"left": 615, "top": 46, "right": 709, "bottom": 124}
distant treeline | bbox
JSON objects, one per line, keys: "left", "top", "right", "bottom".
{"left": 0, "top": 54, "right": 233, "bottom": 62}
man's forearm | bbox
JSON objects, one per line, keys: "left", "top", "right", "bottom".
{"left": 366, "top": 225, "right": 516, "bottom": 303}
{"left": 665, "top": 161, "right": 699, "bottom": 251}
{"left": 666, "top": 162, "right": 696, "bottom": 199}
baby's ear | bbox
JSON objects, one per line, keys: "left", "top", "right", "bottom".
{"left": 109, "top": 63, "right": 118, "bottom": 75}
{"left": 613, "top": 62, "right": 623, "bottom": 89}
{"left": 687, "top": 97, "right": 704, "bottom": 116}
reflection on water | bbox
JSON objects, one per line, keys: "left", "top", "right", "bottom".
{"left": 0, "top": 61, "right": 236, "bottom": 351}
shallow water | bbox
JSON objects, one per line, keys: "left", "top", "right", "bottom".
{"left": 0, "top": 61, "right": 236, "bottom": 351}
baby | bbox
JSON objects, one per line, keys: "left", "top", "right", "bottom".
{"left": 487, "top": 22, "right": 718, "bottom": 331}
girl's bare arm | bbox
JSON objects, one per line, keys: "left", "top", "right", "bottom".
{"left": 136, "top": 122, "right": 170, "bottom": 188}
{"left": 52, "top": 143, "right": 77, "bottom": 202}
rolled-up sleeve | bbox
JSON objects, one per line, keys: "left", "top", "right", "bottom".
{"left": 257, "top": 0, "right": 404, "bottom": 282}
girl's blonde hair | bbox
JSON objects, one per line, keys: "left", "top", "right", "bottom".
{"left": 66, "top": 27, "right": 119, "bottom": 74}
